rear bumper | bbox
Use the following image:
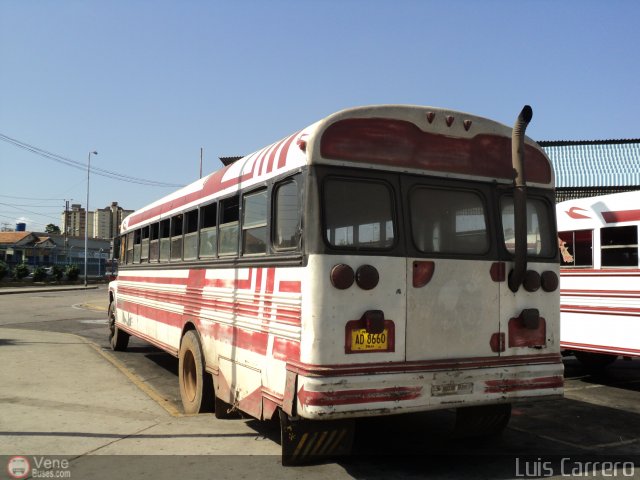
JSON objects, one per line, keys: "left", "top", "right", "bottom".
{"left": 292, "top": 358, "right": 564, "bottom": 420}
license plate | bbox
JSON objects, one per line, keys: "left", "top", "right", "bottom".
{"left": 350, "top": 328, "right": 389, "bottom": 351}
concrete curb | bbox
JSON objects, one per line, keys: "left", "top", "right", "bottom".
{"left": 0, "top": 285, "right": 99, "bottom": 295}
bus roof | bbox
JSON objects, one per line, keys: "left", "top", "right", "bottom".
{"left": 557, "top": 190, "right": 640, "bottom": 231}
{"left": 123, "top": 105, "right": 553, "bottom": 232}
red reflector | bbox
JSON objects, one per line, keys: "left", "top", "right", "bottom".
{"left": 490, "top": 332, "right": 505, "bottom": 352}
{"left": 508, "top": 311, "right": 546, "bottom": 348}
{"left": 330, "top": 264, "right": 354, "bottom": 289}
{"left": 413, "top": 260, "right": 435, "bottom": 288}
{"left": 490, "top": 262, "right": 505, "bottom": 282}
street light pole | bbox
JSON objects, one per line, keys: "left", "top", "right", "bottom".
{"left": 85, "top": 150, "right": 97, "bottom": 287}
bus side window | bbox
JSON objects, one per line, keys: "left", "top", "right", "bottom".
{"left": 242, "top": 189, "right": 268, "bottom": 255}
{"left": 219, "top": 195, "right": 240, "bottom": 256}
{"left": 126, "top": 232, "right": 134, "bottom": 264}
{"left": 159, "top": 219, "right": 171, "bottom": 262}
{"left": 149, "top": 223, "right": 159, "bottom": 263}
{"left": 184, "top": 210, "right": 199, "bottom": 261}
{"left": 199, "top": 203, "right": 217, "bottom": 258}
{"left": 273, "top": 179, "right": 300, "bottom": 250}
{"left": 140, "top": 226, "right": 150, "bottom": 263}
{"left": 558, "top": 229, "right": 593, "bottom": 267}
{"left": 170, "top": 214, "right": 184, "bottom": 261}
{"left": 601, "top": 226, "right": 638, "bottom": 267}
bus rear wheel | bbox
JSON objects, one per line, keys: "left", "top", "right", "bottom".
{"left": 574, "top": 351, "right": 617, "bottom": 369}
{"left": 178, "top": 330, "right": 213, "bottom": 414}
{"left": 108, "top": 302, "right": 129, "bottom": 351}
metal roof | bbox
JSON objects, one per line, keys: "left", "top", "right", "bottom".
{"left": 540, "top": 139, "right": 640, "bottom": 188}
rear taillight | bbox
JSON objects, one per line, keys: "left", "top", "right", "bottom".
{"left": 541, "top": 271, "right": 559, "bottom": 292}
{"left": 330, "top": 264, "right": 354, "bottom": 289}
{"left": 523, "top": 270, "right": 541, "bottom": 292}
{"left": 356, "top": 265, "right": 379, "bottom": 290}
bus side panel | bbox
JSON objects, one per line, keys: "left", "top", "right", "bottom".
{"left": 498, "top": 261, "right": 561, "bottom": 358}
{"left": 301, "top": 254, "right": 406, "bottom": 365}
{"left": 405, "top": 258, "right": 500, "bottom": 361}
{"left": 561, "top": 270, "right": 640, "bottom": 356}
{"left": 196, "top": 266, "right": 303, "bottom": 418}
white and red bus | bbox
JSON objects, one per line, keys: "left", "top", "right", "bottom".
{"left": 558, "top": 190, "right": 640, "bottom": 367}
{"left": 108, "top": 105, "right": 563, "bottom": 463}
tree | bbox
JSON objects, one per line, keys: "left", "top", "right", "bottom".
{"left": 45, "top": 224, "right": 61, "bottom": 234}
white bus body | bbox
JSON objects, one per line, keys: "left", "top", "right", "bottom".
{"left": 109, "top": 105, "right": 563, "bottom": 462}
{"left": 558, "top": 190, "right": 640, "bottom": 366}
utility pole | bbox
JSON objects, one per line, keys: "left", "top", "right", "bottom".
{"left": 199, "top": 147, "right": 204, "bottom": 179}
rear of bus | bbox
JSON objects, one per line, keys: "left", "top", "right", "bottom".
{"left": 290, "top": 106, "right": 563, "bottom": 427}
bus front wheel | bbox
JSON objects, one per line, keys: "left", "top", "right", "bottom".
{"left": 178, "top": 330, "right": 213, "bottom": 414}
{"left": 108, "top": 303, "right": 129, "bottom": 352}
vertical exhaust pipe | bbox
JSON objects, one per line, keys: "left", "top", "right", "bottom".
{"left": 508, "top": 105, "right": 533, "bottom": 293}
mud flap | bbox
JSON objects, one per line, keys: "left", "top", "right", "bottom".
{"left": 279, "top": 410, "right": 355, "bottom": 465}
{"left": 454, "top": 403, "right": 511, "bottom": 438}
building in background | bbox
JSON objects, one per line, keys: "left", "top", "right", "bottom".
{"left": 541, "top": 139, "right": 640, "bottom": 202}
{"left": 61, "top": 202, "right": 132, "bottom": 241}
{"left": 0, "top": 231, "right": 110, "bottom": 276}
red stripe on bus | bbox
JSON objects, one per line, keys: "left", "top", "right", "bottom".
{"left": 278, "top": 280, "right": 301, "bottom": 293}
{"left": 561, "top": 305, "right": 640, "bottom": 317}
{"left": 266, "top": 137, "right": 288, "bottom": 173}
{"left": 560, "top": 268, "right": 640, "bottom": 276}
{"left": 484, "top": 376, "right": 563, "bottom": 394}
{"left": 297, "top": 385, "right": 422, "bottom": 407}
{"left": 320, "top": 118, "right": 551, "bottom": 184}
{"left": 562, "top": 289, "right": 640, "bottom": 298}
{"left": 602, "top": 209, "right": 640, "bottom": 224}
{"left": 120, "top": 300, "right": 184, "bottom": 327}
{"left": 287, "top": 353, "right": 562, "bottom": 378}
{"left": 273, "top": 337, "right": 300, "bottom": 362}
{"left": 210, "top": 322, "right": 268, "bottom": 356}
{"left": 277, "top": 132, "right": 299, "bottom": 169}
{"left": 561, "top": 341, "right": 640, "bottom": 356}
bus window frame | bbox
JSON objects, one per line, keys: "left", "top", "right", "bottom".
{"left": 498, "top": 191, "right": 558, "bottom": 262}
{"left": 320, "top": 174, "right": 399, "bottom": 253}
{"left": 407, "top": 184, "right": 491, "bottom": 257}
{"left": 272, "top": 175, "right": 302, "bottom": 253}
{"left": 241, "top": 187, "right": 269, "bottom": 256}
{"left": 218, "top": 194, "right": 240, "bottom": 257}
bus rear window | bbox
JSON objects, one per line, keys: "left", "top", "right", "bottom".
{"left": 501, "top": 196, "right": 554, "bottom": 257}
{"left": 410, "top": 187, "right": 488, "bottom": 255}
{"left": 324, "top": 179, "right": 395, "bottom": 249}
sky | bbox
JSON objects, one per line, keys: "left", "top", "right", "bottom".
{"left": 1, "top": 0, "right": 639, "bottom": 232}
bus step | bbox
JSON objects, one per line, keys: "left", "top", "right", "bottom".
{"left": 279, "top": 410, "right": 355, "bottom": 466}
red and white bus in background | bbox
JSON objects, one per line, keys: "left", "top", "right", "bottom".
{"left": 108, "top": 104, "right": 563, "bottom": 463}
{"left": 558, "top": 190, "right": 640, "bottom": 367}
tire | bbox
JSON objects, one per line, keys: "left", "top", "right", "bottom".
{"left": 178, "top": 330, "right": 214, "bottom": 414}
{"left": 108, "top": 302, "right": 129, "bottom": 351}
{"left": 574, "top": 351, "right": 617, "bottom": 369}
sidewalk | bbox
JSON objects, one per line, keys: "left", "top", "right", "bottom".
{"left": 0, "top": 327, "right": 279, "bottom": 456}
{"left": 0, "top": 327, "right": 349, "bottom": 478}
